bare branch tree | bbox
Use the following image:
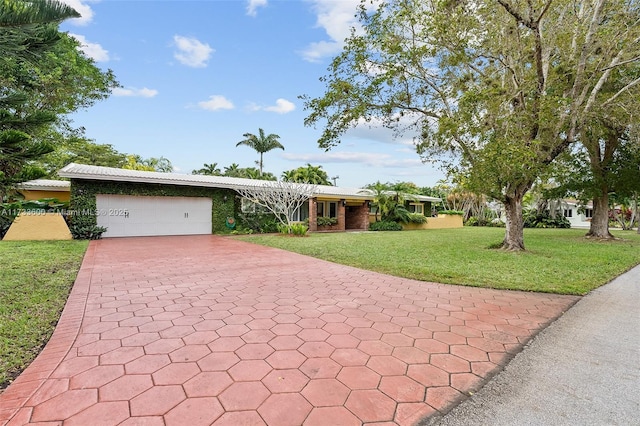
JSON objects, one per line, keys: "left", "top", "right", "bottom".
{"left": 235, "top": 181, "right": 317, "bottom": 232}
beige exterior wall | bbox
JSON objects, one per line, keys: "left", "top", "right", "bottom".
{"left": 2, "top": 213, "right": 72, "bottom": 241}
{"left": 369, "top": 213, "right": 463, "bottom": 230}
{"left": 18, "top": 190, "right": 70, "bottom": 202}
{"left": 402, "top": 214, "right": 463, "bottom": 230}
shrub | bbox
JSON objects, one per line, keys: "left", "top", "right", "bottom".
{"left": 383, "top": 204, "right": 411, "bottom": 223}
{"left": 438, "top": 210, "right": 464, "bottom": 215}
{"left": 406, "top": 213, "right": 428, "bottom": 224}
{"left": 238, "top": 212, "right": 280, "bottom": 233}
{"left": 465, "top": 216, "right": 505, "bottom": 227}
{"left": 465, "top": 216, "right": 484, "bottom": 226}
{"left": 317, "top": 216, "right": 338, "bottom": 227}
{"left": 290, "top": 223, "right": 308, "bottom": 236}
{"left": 369, "top": 221, "right": 403, "bottom": 231}
{"left": 69, "top": 224, "right": 107, "bottom": 240}
{"left": 523, "top": 210, "right": 571, "bottom": 229}
{"left": 276, "top": 222, "right": 309, "bottom": 236}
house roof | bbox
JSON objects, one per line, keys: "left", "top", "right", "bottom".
{"left": 16, "top": 179, "right": 71, "bottom": 192}
{"left": 57, "top": 163, "right": 385, "bottom": 201}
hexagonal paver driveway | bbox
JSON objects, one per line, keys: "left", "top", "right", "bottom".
{"left": 0, "top": 236, "right": 578, "bottom": 425}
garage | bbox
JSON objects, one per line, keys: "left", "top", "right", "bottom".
{"left": 96, "top": 194, "right": 212, "bottom": 237}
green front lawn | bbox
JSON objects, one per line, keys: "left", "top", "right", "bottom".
{"left": 0, "top": 240, "right": 88, "bottom": 390}
{"left": 237, "top": 227, "right": 640, "bottom": 295}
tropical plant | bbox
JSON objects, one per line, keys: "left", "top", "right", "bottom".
{"left": 123, "top": 155, "right": 173, "bottom": 172}
{"left": 192, "top": 163, "right": 221, "bottom": 176}
{"left": 290, "top": 223, "right": 308, "bottom": 236}
{"left": 68, "top": 224, "right": 107, "bottom": 240}
{"left": 384, "top": 203, "right": 411, "bottom": 223}
{"left": 363, "top": 181, "right": 393, "bottom": 222}
{"left": 0, "top": 0, "right": 117, "bottom": 197}
{"left": 0, "top": 0, "right": 79, "bottom": 28}
{"left": 316, "top": 216, "right": 338, "bottom": 227}
{"left": 222, "top": 163, "right": 276, "bottom": 180}
{"left": 369, "top": 221, "right": 403, "bottom": 231}
{"left": 523, "top": 210, "right": 571, "bottom": 229}
{"left": 235, "top": 128, "right": 284, "bottom": 176}
{"left": 364, "top": 181, "right": 419, "bottom": 223}
{"left": 406, "top": 213, "right": 428, "bottom": 224}
{"left": 277, "top": 222, "right": 308, "bottom": 236}
{"left": 282, "top": 163, "right": 331, "bottom": 185}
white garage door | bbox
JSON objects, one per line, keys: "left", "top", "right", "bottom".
{"left": 96, "top": 195, "right": 212, "bottom": 237}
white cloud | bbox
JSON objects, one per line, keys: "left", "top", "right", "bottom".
{"left": 246, "top": 0, "right": 268, "bottom": 17}
{"left": 301, "top": 0, "right": 363, "bottom": 62}
{"left": 60, "top": 0, "right": 95, "bottom": 26}
{"left": 113, "top": 87, "right": 158, "bottom": 98}
{"left": 342, "top": 114, "right": 423, "bottom": 147}
{"left": 249, "top": 98, "right": 296, "bottom": 114}
{"left": 173, "top": 35, "right": 213, "bottom": 68}
{"left": 69, "top": 33, "right": 109, "bottom": 62}
{"left": 282, "top": 151, "right": 422, "bottom": 168}
{"left": 198, "top": 95, "right": 235, "bottom": 111}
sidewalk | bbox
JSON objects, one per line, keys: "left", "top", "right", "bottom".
{"left": 426, "top": 264, "right": 640, "bottom": 426}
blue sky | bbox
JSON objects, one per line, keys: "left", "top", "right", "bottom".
{"left": 59, "top": 0, "right": 444, "bottom": 189}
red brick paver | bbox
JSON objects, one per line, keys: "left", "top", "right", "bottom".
{"left": 0, "top": 236, "right": 578, "bottom": 425}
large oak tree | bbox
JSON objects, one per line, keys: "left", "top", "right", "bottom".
{"left": 303, "top": 0, "right": 640, "bottom": 250}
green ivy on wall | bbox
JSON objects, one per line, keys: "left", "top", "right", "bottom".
{"left": 69, "top": 180, "right": 238, "bottom": 234}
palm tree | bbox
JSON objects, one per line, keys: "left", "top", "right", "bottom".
{"left": 235, "top": 128, "right": 284, "bottom": 176}
{"left": 223, "top": 163, "right": 241, "bottom": 177}
{"left": 192, "top": 163, "right": 221, "bottom": 175}
{"left": 364, "top": 181, "right": 393, "bottom": 222}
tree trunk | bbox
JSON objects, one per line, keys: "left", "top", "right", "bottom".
{"left": 502, "top": 194, "right": 525, "bottom": 251}
{"left": 586, "top": 192, "right": 614, "bottom": 239}
{"left": 636, "top": 193, "right": 639, "bottom": 234}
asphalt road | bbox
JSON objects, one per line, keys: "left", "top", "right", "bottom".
{"left": 423, "top": 264, "right": 640, "bottom": 426}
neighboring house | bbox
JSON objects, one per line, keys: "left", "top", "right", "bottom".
{"left": 15, "top": 179, "right": 71, "bottom": 202}
{"left": 558, "top": 200, "right": 593, "bottom": 228}
{"left": 492, "top": 199, "right": 594, "bottom": 228}
{"left": 58, "top": 163, "right": 381, "bottom": 237}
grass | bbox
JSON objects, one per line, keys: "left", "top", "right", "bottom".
{"left": 0, "top": 240, "right": 88, "bottom": 390}
{"left": 1, "top": 228, "right": 638, "bottom": 391}
{"left": 236, "top": 227, "right": 640, "bottom": 295}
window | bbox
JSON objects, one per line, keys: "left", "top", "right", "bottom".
{"left": 584, "top": 208, "right": 593, "bottom": 218}
{"left": 293, "top": 203, "right": 309, "bottom": 222}
{"left": 316, "top": 201, "right": 338, "bottom": 218}
{"left": 408, "top": 203, "right": 423, "bottom": 214}
{"left": 563, "top": 209, "right": 573, "bottom": 218}
{"left": 328, "top": 202, "right": 337, "bottom": 218}
{"left": 241, "top": 198, "right": 256, "bottom": 213}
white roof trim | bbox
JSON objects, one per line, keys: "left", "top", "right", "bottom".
{"left": 16, "top": 179, "right": 71, "bottom": 191}
{"left": 58, "top": 163, "right": 379, "bottom": 200}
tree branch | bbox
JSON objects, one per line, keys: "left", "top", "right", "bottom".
{"left": 602, "top": 76, "right": 640, "bottom": 107}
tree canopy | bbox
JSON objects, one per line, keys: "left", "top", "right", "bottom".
{"left": 0, "top": 0, "right": 118, "bottom": 198}
{"left": 192, "top": 162, "right": 221, "bottom": 176}
{"left": 282, "top": 163, "right": 332, "bottom": 185}
{"left": 123, "top": 155, "right": 173, "bottom": 173}
{"left": 304, "top": 0, "right": 640, "bottom": 250}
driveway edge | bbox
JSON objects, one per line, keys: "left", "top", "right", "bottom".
{"left": 0, "top": 241, "right": 96, "bottom": 425}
